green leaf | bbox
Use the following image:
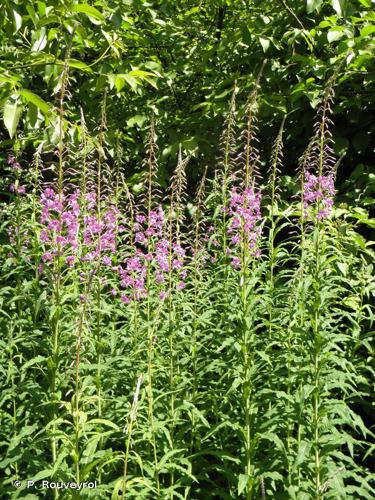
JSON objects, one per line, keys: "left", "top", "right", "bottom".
{"left": 337, "top": 262, "right": 348, "bottom": 276}
{"left": 332, "top": 0, "right": 346, "bottom": 16}
{"left": 128, "top": 70, "right": 156, "bottom": 78}
{"left": 70, "top": 4, "right": 105, "bottom": 22}
{"left": 307, "top": 0, "right": 323, "bottom": 13}
{"left": 13, "top": 9, "right": 22, "bottom": 32}
{"left": 127, "top": 114, "right": 147, "bottom": 127}
{"left": 114, "top": 75, "right": 126, "bottom": 92}
{"left": 360, "top": 25, "right": 375, "bottom": 37}
{"left": 31, "top": 469, "right": 54, "bottom": 482}
{"left": 31, "top": 29, "right": 47, "bottom": 52}
{"left": 327, "top": 29, "right": 344, "bottom": 43}
{"left": 122, "top": 74, "right": 139, "bottom": 91}
{"left": 67, "top": 59, "right": 93, "bottom": 73}
{"left": 87, "top": 418, "right": 119, "bottom": 430}
{"left": 3, "top": 99, "right": 23, "bottom": 138}
{"left": 238, "top": 474, "right": 251, "bottom": 495}
{"left": 18, "top": 89, "right": 52, "bottom": 115}
{"left": 259, "top": 37, "right": 270, "bottom": 52}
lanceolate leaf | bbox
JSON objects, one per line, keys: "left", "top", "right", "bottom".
{"left": 2, "top": 99, "right": 23, "bottom": 138}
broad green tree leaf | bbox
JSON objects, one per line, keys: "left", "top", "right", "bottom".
{"left": 332, "top": 0, "right": 347, "bottom": 17}
{"left": 259, "top": 36, "right": 270, "bottom": 52}
{"left": 70, "top": 4, "right": 105, "bottom": 22}
{"left": 3, "top": 99, "right": 23, "bottom": 138}
{"left": 327, "top": 29, "right": 344, "bottom": 43}
{"left": 360, "top": 25, "right": 375, "bottom": 37}
{"left": 31, "top": 29, "right": 47, "bottom": 52}
{"left": 19, "top": 89, "right": 52, "bottom": 115}
{"left": 307, "top": 0, "right": 323, "bottom": 13}
{"left": 67, "top": 59, "right": 93, "bottom": 73}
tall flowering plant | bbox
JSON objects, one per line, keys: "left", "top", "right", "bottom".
{"left": 225, "top": 187, "right": 262, "bottom": 268}
{"left": 303, "top": 172, "right": 335, "bottom": 220}
{"left": 39, "top": 187, "right": 118, "bottom": 270}
{"left": 117, "top": 206, "right": 188, "bottom": 303}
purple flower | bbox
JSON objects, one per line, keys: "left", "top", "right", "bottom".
{"left": 135, "top": 232, "right": 147, "bottom": 245}
{"left": 66, "top": 255, "right": 75, "bottom": 267}
{"left": 135, "top": 214, "right": 146, "bottom": 224}
{"left": 231, "top": 257, "right": 241, "bottom": 268}
{"left": 7, "top": 154, "right": 15, "bottom": 165}
{"left": 127, "top": 257, "right": 142, "bottom": 272}
{"left": 172, "top": 259, "right": 183, "bottom": 269}
{"left": 224, "top": 187, "right": 262, "bottom": 263}
{"left": 10, "top": 184, "right": 25, "bottom": 194}
{"left": 121, "top": 294, "right": 130, "bottom": 304}
{"left": 42, "top": 252, "right": 54, "bottom": 262}
{"left": 303, "top": 172, "right": 335, "bottom": 219}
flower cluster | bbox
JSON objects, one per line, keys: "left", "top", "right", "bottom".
{"left": 7, "top": 153, "right": 21, "bottom": 170}
{"left": 10, "top": 183, "right": 26, "bottom": 194}
{"left": 118, "top": 207, "right": 187, "bottom": 302}
{"left": 226, "top": 187, "right": 262, "bottom": 267}
{"left": 39, "top": 187, "right": 118, "bottom": 267}
{"left": 303, "top": 172, "right": 335, "bottom": 219}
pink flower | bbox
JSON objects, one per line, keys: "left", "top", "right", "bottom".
{"left": 121, "top": 294, "right": 130, "bottom": 304}
{"left": 66, "top": 255, "right": 75, "bottom": 267}
{"left": 225, "top": 187, "right": 262, "bottom": 263}
{"left": 155, "top": 271, "right": 165, "bottom": 284}
{"left": 135, "top": 214, "right": 146, "bottom": 224}
{"left": 135, "top": 232, "right": 147, "bottom": 245}
{"left": 172, "top": 259, "right": 183, "bottom": 269}
{"left": 103, "top": 255, "right": 112, "bottom": 266}
{"left": 231, "top": 257, "right": 241, "bottom": 268}
{"left": 42, "top": 252, "right": 54, "bottom": 262}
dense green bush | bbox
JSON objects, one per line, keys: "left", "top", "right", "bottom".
{"left": 0, "top": 75, "right": 374, "bottom": 498}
